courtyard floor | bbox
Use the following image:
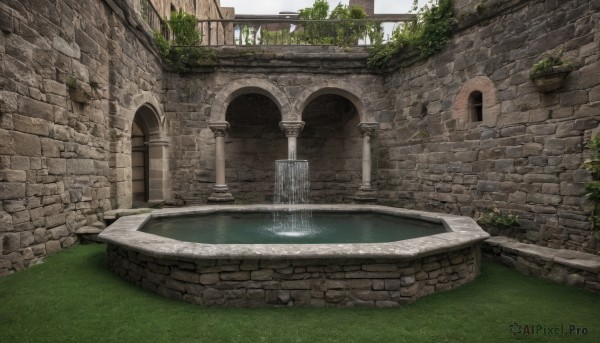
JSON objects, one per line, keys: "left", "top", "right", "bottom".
{"left": 0, "top": 244, "right": 598, "bottom": 343}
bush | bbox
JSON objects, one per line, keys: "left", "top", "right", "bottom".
{"left": 153, "top": 10, "right": 215, "bottom": 73}
{"left": 478, "top": 208, "right": 519, "bottom": 229}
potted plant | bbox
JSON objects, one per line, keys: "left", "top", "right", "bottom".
{"left": 477, "top": 207, "right": 521, "bottom": 237}
{"left": 529, "top": 50, "right": 576, "bottom": 92}
{"left": 66, "top": 76, "right": 92, "bottom": 103}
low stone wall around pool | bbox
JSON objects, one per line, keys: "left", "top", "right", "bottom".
{"left": 106, "top": 243, "right": 481, "bottom": 307}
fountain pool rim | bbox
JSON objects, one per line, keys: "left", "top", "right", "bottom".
{"left": 99, "top": 204, "right": 490, "bottom": 260}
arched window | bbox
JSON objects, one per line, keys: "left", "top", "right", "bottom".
{"left": 452, "top": 76, "right": 497, "bottom": 129}
{"left": 468, "top": 91, "right": 483, "bottom": 122}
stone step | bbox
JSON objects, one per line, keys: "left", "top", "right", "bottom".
{"left": 103, "top": 208, "right": 152, "bottom": 222}
{"left": 76, "top": 226, "right": 104, "bottom": 244}
{"left": 89, "top": 221, "right": 106, "bottom": 229}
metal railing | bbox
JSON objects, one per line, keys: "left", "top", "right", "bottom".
{"left": 140, "top": 0, "right": 169, "bottom": 39}
{"left": 192, "top": 18, "right": 414, "bottom": 47}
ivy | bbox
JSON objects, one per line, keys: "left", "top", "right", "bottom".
{"left": 367, "top": 0, "right": 454, "bottom": 70}
{"left": 152, "top": 10, "right": 216, "bottom": 73}
{"left": 582, "top": 135, "right": 600, "bottom": 233}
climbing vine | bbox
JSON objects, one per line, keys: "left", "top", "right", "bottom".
{"left": 367, "top": 0, "right": 454, "bottom": 70}
{"left": 582, "top": 135, "right": 600, "bottom": 233}
{"left": 152, "top": 10, "right": 216, "bottom": 73}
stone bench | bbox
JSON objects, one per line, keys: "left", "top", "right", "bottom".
{"left": 483, "top": 236, "right": 600, "bottom": 293}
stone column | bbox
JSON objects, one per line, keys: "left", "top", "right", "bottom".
{"left": 354, "top": 122, "right": 378, "bottom": 203}
{"left": 279, "top": 121, "right": 305, "bottom": 160}
{"left": 146, "top": 137, "right": 170, "bottom": 204}
{"left": 208, "top": 122, "right": 234, "bottom": 203}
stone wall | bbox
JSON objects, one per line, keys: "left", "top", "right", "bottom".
{"left": 377, "top": 0, "right": 600, "bottom": 254}
{"left": 0, "top": 0, "right": 164, "bottom": 274}
{"left": 106, "top": 243, "right": 480, "bottom": 307}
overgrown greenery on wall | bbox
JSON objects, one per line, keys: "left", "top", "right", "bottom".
{"left": 583, "top": 135, "right": 600, "bottom": 235}
{"left": 152, "top": 10, "right": 216, "bottom": 73}
{"left": 367, "top": 0, "right": 454, "bottom": 70}
{"left": 297, "top": 0, "right": 375, "bottom": 46}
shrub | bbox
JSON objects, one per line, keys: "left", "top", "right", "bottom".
{"left": 153, "top": 10, "right": 216, "bottom": 73}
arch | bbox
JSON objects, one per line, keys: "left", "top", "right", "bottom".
{"left": 294, "top": 80, "right": 371, "bottom": 123}
{"left": 210, "top": 79, "right": 291, "bottom": 122}
{"left": 130, "top": 92, "right": 166, "bottom": 138}
{"left": 452, "top": 76, "right": 498, "bottom": 128}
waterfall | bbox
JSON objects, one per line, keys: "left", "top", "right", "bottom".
{"left": 273, "top": 160, "right": 312, "bottom": 234}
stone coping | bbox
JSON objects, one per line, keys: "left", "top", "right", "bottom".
{"left": 486, "top": 236, "right": 600, "bottom": 274}
{"left": 98, "top": 205, "right": 490, "bottom": 261}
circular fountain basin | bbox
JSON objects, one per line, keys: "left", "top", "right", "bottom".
{"left": 99, "top": 204, "right": 489, "bottom": 307}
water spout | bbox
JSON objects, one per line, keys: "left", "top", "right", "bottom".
{"left": 273, "top": 159, "right": 311, "bottom": 234}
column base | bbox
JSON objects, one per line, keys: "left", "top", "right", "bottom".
{"left": 208, "top": 185, "right": 235, "bottom": 204}
{"left": 353, "top": 187, "right": 377, "bottom": 204}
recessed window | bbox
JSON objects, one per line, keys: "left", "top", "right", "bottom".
{"left": 468, "top": 91, "right": 483, "bottom": 122}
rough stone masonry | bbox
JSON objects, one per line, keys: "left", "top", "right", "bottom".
{"left": 1, "top": 0, "right": 600, "bottom": 276}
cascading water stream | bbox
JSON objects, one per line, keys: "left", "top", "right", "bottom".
{"left": 273, "top": 159, "right": 312, "bottom": 236}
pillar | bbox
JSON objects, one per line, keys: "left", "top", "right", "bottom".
{"left": 354, "top": 122, "right": 378, "bottom": 203}
{"left": 279, "top": 121, "right": 305, "bottom": 160}
{"left": 208, "top": 121, "right": 234, "bottom": 203}
{"left": 146, "top": 137, "right": 170, "bottom": 204}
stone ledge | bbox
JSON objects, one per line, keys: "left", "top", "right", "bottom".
{"left": 484, "top": 236, "right": 600, "bottom": 292}
{"left": 103, "top": 208, "right": 152, "bottom": 221}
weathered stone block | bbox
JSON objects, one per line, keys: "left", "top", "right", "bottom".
{"left": 220, "top": 271, "right": 250, "bottom": 281}
{"left": 325, "top": 290, "right": 346, "bottom": 303}
{"left": 250, "top": 269, "right": 273, "bottom": 280}
{"left": 362, "top": 264, "right": 398, "bottom": 272}
{"left": 0, "top": 183, "right": 25, "bottom": 200}
{"left": 171, "top": 269, "right": 202, "bottom": 283}
{"left": 2, "top": 232, "right": 20, "bottom": 253}
{"left": 12, "top": 132, "right": 41, "bottom": 157}
{"left": 67, "top": 159, "right": 95, "bottom": 175}
{"left": 281, "top": 280, "right": 311, "bottom": 290}
{"left": 47, "top": 158, "right": 67, "bottom": 175}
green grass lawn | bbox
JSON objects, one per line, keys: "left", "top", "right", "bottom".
{"left": 0, "top": 244, "right": 598, "bottom": 343}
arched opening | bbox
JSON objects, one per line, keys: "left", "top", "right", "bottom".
{"left": 130, "top": 104, "right": 167, "bottom": 208}
{"left": 469, "top": 91, "right": 483, "bottom": 122}
{"left": 225, "top": 93, "right": 285, "bottom": 202}
{"left": 452, "top": 76, "right": 498, "bottom": 129}
{"left": 301, "top": 94, "right": 361, "bottom": 203}
{"left": 131, "top": 115, "right": 149, "bottom": 205}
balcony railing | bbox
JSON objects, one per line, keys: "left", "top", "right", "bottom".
{"left": 186, "top": 18, "right": 414, "bottom": 47}
{"left": 140, "top": 0, "right": 169, "bottom": 39}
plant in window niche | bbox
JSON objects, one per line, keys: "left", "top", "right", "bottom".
{"left": 477, "top": 207, "right": 520, "bottom": 237}
{"left": 152, "top": 10, "right": 216, "bottom": 73}
{"left": 582, "top": 135, "right": 600, "bottom": 237}
{"left": 530, "top": 50, "right": 577, "bottom": 92}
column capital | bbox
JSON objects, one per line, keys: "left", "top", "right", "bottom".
{"left": 208, "top": 121, "right": 229, "bottom": 137}
{"left": 358, "top": 122, "right": 378, "bottom": 136}
{"left": 279, "top": 121, "right": 305, "bottom": 137}
{"left": 147, "top": 138, "right": 170, "bottom": 147}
